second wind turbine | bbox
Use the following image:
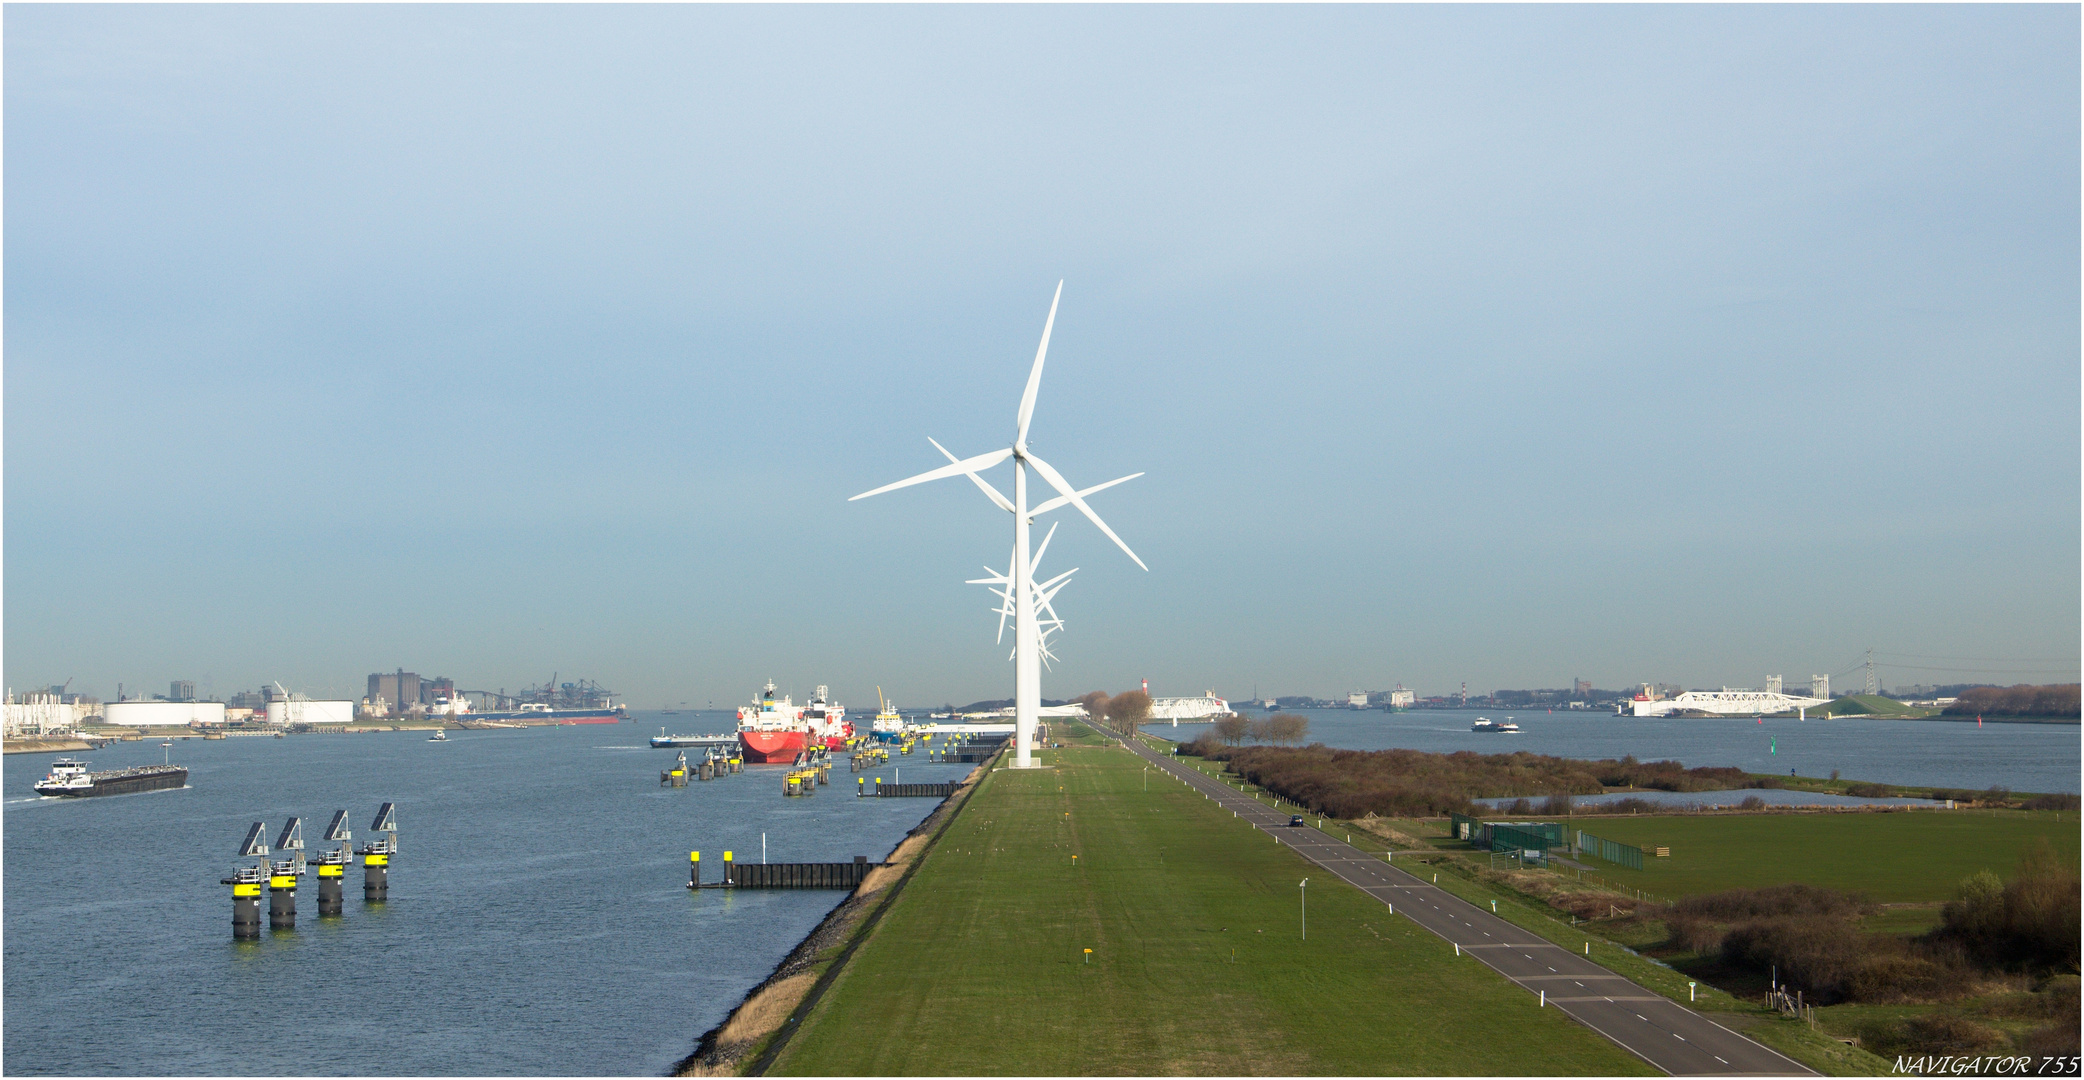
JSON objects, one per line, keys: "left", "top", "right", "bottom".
{"left": 849, "top": 282, "right": 1145, "bottom": 769}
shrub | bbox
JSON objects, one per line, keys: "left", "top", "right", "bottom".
{"left": 1933, "top": 840, "right": 2082, "bottom": 973}
{"left": 1738, "top": 796, "right": 1766, "bottom": 810}
{"left": 2021, "top": 1020, "right": 2082, "bottom": 1057}
{"left": 2022, "top": 793, "right": 2080, "bottom": 812}
{"left": 1903, "top": 1015, "right": 2008, "bottom": 1054}
{"left": 1721, "top": 916, "right": 1873, "bottom": 1002}
{"left": 1845, "top": 782, "right": 1892, "bottom": 798}
{"left": 1674, "top": 884, "right": 1868, "bottom": 922}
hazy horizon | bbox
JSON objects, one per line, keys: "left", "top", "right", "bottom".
{"left": 8, "top": 6, "right": 2077, "bottom": 711}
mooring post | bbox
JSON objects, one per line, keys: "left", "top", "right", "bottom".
{"left": 360, "top": 802, "right": 396, "bottom": 903}
{"left": 723, "top": 850, "right": 733, "bottom": 887}
{"left": 689, "top": 851, "right": 700, "bottom": 890}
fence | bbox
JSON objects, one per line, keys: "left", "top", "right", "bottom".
{"left": 1450, "top": 814, "right": 1565, "bottom": 852}
{"left": 1489, "top": 823, "right": 1558, "bottom": 853}
{"left": 1576, "top": 830, "right": 1645, "bottom": 871}
{"left": 724, "top": 858, "right": 878, "bottom": 889}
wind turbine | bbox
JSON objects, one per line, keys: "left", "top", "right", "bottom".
{"left": 969, "top": 522, "right": 1078, "bottom": 669}
{"left": 850, "top": 282, "right": 1145, "bottom": 768}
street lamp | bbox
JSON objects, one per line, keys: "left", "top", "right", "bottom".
{"left": 1299, "top": 878, "right": 1309, "bottom": 940}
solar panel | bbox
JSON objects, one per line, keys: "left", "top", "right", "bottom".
{"left": 239, "top": 821, "right": 268, "bottom": 857}
{"left": 274, "top": 817, "right": 303, "bottom": 851}
{"left": 322, "top": 810, "right": 350, "bottom": 842}
{"left": 370, "top": 802, "right": 396, "bottom": 833}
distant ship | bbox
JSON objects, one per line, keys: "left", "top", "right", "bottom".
{"left": 465, "top": 702, "right": 625, "bottom": 725}
{"left": 1471, "top": 718, "right": 1520, "bottom": 734}
{"left": 737, "top": 681, "right": 851, "bottom": 763}
{"left": 871, "top": 687, "right": 906, "bottom": 743}
{"left": 34, "top": 758, "right": 187, "bottom": 798}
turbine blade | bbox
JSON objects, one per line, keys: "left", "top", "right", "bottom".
{"left": 849, "top": 445, "right": 1012, "bottom": 501}
{"left": 1023, "top": 452, "right": 1148, "bottom": 571}
{"left": 1015, "top": 281, "right": 1063, "bottom": 448}
{"left": 1030, "top": 472, "right": 1143, "bottom": 517}
{"left": 1030, "top": 521, "right": 1059, "bottom": 572}
{"left": 929, "top": 437, "right": 1016, "bottom": 514}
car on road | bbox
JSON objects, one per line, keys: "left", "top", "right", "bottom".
{"left": 1289, "top": 815, "right": 1304, "bottom": 827}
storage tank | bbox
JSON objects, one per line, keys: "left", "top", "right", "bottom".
{"left": 105, "top": 701, "right": 227, "bottom": 726}
{"left": 265, "top": 700, "right": 355, "bottom": 726}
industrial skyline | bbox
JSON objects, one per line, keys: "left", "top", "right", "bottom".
{"left": 6, "top": 6, "right": 2077, "bottom": 707}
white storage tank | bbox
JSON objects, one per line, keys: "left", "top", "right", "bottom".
{"left": 266, "top": 700, "right": 355, "bottom": 726}
{"left": 105, "top": 701, "right": 227, "bottom": 726}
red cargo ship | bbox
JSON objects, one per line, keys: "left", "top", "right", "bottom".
{"left": 737, "top": 682, "right": 850, "bottom": 763}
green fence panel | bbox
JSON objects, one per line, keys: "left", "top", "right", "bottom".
{"left": 1489, "top": 823, "right": 1557, "bottom": 853}
{"left": 1575, "top": 829, "right": 1644, "bottom": 871}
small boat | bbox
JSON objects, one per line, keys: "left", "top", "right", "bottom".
{"left": 1471, "top": 718, "right": 1520, "bottom": 734}
{"left": 428, "top": 730, "right": 448, "bottom": 742}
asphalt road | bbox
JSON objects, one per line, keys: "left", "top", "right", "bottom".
{"left": 1112, "top": 735, "right": 1816, "bottom": 1077}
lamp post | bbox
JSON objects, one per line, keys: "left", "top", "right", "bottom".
{"left": 1299, "top": 878, "right": 1308, "bottom": 940}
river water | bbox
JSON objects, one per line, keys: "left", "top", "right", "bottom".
{"left": 1148, "top": 708, "right": 2080, "bottom": 794}
{"left": 2, "top": 713, "right": 975, "bottom": 1076}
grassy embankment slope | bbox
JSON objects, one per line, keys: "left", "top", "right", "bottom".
{"left": 771, "top": 739, "right": 1652, "bottom": 1076}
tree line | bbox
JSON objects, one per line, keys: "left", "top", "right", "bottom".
{"left": 1941, "top": 684, "right": 2080, "bottom": 719}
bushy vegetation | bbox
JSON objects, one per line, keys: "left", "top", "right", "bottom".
{"left": 1942, "top": 684, "right": 2081, "bottom": 719}
{"left": 1184, "top": 744, "right": 1783, "bottom": 819}
{"left": 1932, "top": 839, "right": 2081, "bottom": 972}
{"left": 1659, "top": 844, "right": 2082, "bottom": 1007}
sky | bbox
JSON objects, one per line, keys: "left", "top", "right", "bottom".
{"left": 6, "top": 5, "right": 2078, "bottom": 710}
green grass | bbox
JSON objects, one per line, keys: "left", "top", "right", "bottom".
{"left": 1560, "top": 812, "right": 2079, "bottom": 902}
{"left": 773, "top": 745, "right": 1653, "bottom": 1076}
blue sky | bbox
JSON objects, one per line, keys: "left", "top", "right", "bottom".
{"left": 6, "top": 5, "right": 2077, "bottom": 709}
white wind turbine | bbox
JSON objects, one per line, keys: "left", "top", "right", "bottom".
{"left": 850, "top": 282, "right": 1144, "bottom": 768}
{"left": 970, "top": 522, "right": 1076, "bottom": 669}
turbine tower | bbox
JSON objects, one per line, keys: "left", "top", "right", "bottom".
{"left": 850, "top": 283, "right": 1145, "bottom": 768}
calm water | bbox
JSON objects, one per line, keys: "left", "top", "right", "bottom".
{"left": 1150, "top": 708, "right": 2081, "bottom": 794}
{"left": 3, "top": 713, "right": 973, "bottom": 1076}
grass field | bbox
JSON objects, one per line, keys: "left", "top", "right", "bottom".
{"left": 772, "top": 744, "right": 1653, "bottom": 1076}
{"left": 1561, "top": 811, "right": 2080, "bottom": 902}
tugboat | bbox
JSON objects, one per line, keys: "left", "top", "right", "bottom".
{"left": 427, "top": 729, "right": 448, "bottom": 742}
{"left": 34, "top": 757, "right": 188, "bottom": 797}
{"left": 1471, "top": 718, "right": 1520, "bottom": 734}
{"left": 871, "top": 687, "right": 906, "bottom": 744}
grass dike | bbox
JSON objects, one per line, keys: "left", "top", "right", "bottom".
{"left": 672, "top": 754, "right": 993, "bottom": 1076}
{"left": 767, "top": 738, "right": 1652, "bottom": 1076}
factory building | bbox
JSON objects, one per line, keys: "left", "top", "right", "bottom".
{"left": 5, "top": 692, "right": 78, "bottom": 735}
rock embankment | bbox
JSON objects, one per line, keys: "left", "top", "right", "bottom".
{"left": 3, "top": 737, "right": 92, "bottom": 755}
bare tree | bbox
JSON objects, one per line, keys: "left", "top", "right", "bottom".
{"left": 1214, "top": 713, "right": 1250, "bottom": 746}
{"left": 1265, "top": 713, "right": 1309, "bottom": 746}
{"left": 1075, "top": 691, "right": 1111, "bottom": 730}
{"left": 1110, "top": 690, "right": 1151, "bottom": 737}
